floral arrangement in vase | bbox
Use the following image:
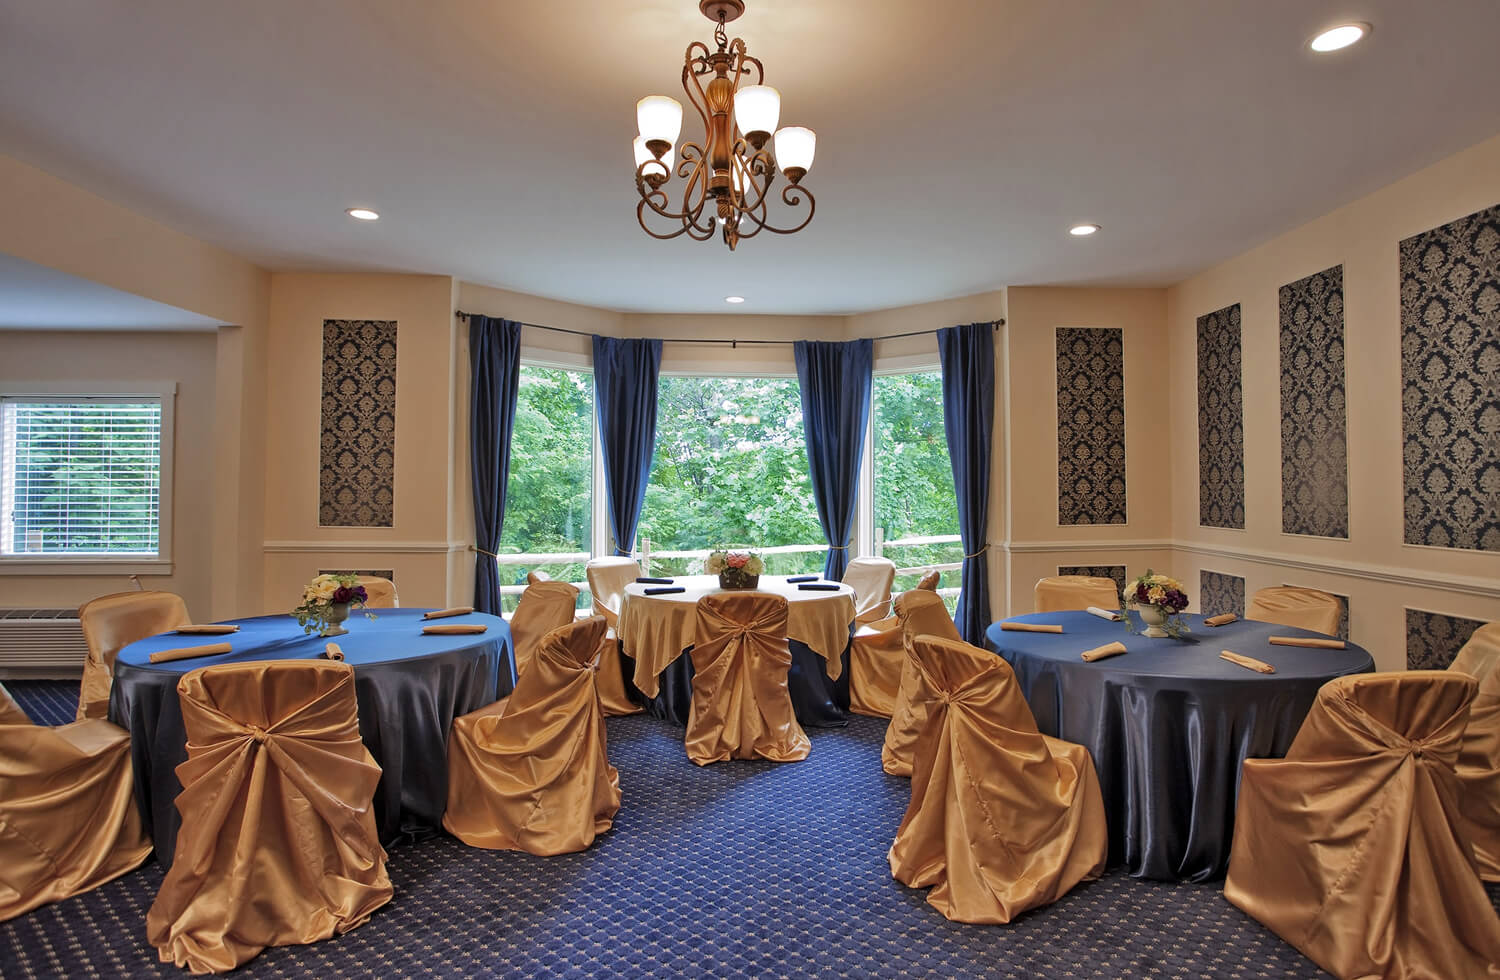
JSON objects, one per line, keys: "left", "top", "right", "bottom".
{"left": 1122, "top": 569, "right": 1190, "bottom": 639}
{"left": 293, "top": 572, "right": 374, "bottom": 636}
{"left": 705, "top": 548, "right": 764, "bottom": 590}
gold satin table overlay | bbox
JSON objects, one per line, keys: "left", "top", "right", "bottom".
{"left": 444, "top": 617, "right": 620, "bottom": 855}
{"left": 586, "top": 557, "right": 647, "bottom": 717}
{"left": 1246, "top": 586, "right": 1342, "bottom": 637}
{"left": 1034, "top": 575, "right": 1120, "bottom": 613}
{"left": 883, "top": 589, "right": 965, "bottom": 778}
{"left": 1267, "top": 636, "right": 1346, "bottom": 650}
{"left": 849, "top": 579, "right": 942, "bottom": 719}
{"left": 1080, "top": 641, "right": 1127, "bottom": 662}
{"left": 1452, "top": 622, "right": 1500, "bottom": 882}
{"left": 618, "top": 575, "right": 856, "bottom": 698}
{"left": 1224, "top": 671, "right": 1500, "bottom": 979}
{"left": 1001, "top": 622, "right": 1064, "bottom": 634}
{"left": 78, "top": 590, "right": 191, "bottom": 720}
{"left": 889, "top": 634, "right": 1107, "bottom": 923}
{"left": 1219, "top": 650, "right": 1275, "bottom": 674}
{"left": 150, "top": 642, "right": 233, "bottom": 664}
{"left": 1203, "top": 613, "right": 1238, "bottom": 627}
{"left": 146, "top": 660, "right": 391, "bottom": 974}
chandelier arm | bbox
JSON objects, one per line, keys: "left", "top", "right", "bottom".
{"left": 748, "top": 184, "right": 816, "bottom": 236}
{"left": 739, "top": 52, "right": 765, "bottom": 86}
{"left": 728, "top": 142, "right": 775, "bottom": 213}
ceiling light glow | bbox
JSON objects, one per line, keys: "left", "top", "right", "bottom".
{"left": 1069, "top": 223, "right": 1100, "bottom": 237}
{"left": 346, "top": 207, "right": 380, "bottom": 221}
{"left": 1309, "top": 23, "right": 1368, "bottom": 52}
{"left": 725, "top": 295, "right": 746, "bottom": 304}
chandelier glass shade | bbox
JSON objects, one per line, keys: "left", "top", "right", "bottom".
{"left": 632, "top": 0, "right": 816, "bottom": 250}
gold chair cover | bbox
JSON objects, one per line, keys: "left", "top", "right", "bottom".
{"left": 587, "top": 558, "right": 645, "bottom": 716}
{"left": 1452, "top": 623, "right": 1500, "bottom": 881}
{"left": 146, "top": 661, "right": 392, "bottom": 974}
{"left": 843, "top": 556, "right": 897, "bottom": 624}
{"left": 510, "top": 579, "right": 580, "bottom": 677}
{"left": 915, "top": 569, "right": 941, "bottom": 592}
{"left": 889, "top": 634, "right": 1106, "bottom": 923}
{"left": 684, "top": 592, "right": 811, "bottom": 765}
{"left": 0, "top": 689, "right": 151, "bottom": 922}
{"left": 882, "top": 590, "right": 964, "bottom": 776}
{"left": 525, "top": 569, "right": 552, "bottom": 584}
{"left": 78, "top": 589, "right": 190, "bottom": 721}
{"left": 1224, "top": 671, "right": 1500, "bottom": 980}
{"left": 1245, "top": 586, "right": 1342, "bottom": 637}
{"left": 356, "top": 576, "right": 399, "bottom": 609}
{"left": 1033, "top": 576, "right": 1119, "bottom": 613}
{"left": 850, "top": 582, "right": 939, "bottom": 719}
{"left": 443, "top": 617, "right": 620, "bottom": 854}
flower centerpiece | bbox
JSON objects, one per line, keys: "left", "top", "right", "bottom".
{"left": 1123, "top": 569, "right": 1190, "bottom": 639}
{"left": 705, "top": 548, "right": 764, "bottom": 590}
{"left": 293, "top": 573, "right": 374, "bottom": 637}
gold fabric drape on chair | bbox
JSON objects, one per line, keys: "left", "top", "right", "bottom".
{"left": 684, "top": 592, "right": 811, "bottom": 765}
{"left": 356, "top": 576, "right": 399, "bottom": 608}
{"left": 78, "top": 590, "right": 190, "bottom": 720}
{"left": 586, "top": 557, "right": 645, "bottom": 716}
{"left": 1033, "top": 576, "right": 1119, "bottom": 613}
{"left": 1452, "top": 623, "right": 1500, "bottom": 881}
{"left": 1224, "top": 671, "right": 1500, "bottom": 980}
{"left": 443, "top": 617, "right": 620, "bottom": 854}
{"left": 889, "top": 634, "right": 1106, "bottom": 923}
{"left": 146, "top": 661, "right": 392, "bottom": 975}
{"left": 883, "top": 589, "right": 965, "bottom": 776}
{"left": 0, "top": 683, "right": 152, "bottom": 922}
{"left": 915, "top": 570, "right": 941, "bottom": 592}
{"left": 850, "top": 580, "right": 940, "bottom": 719}
{"left": 843, "top": 556, "right": 897, "bottom": 624}
{"left": 1245, "top": 586, "right": 1342, "bottom": 637}
{"left": 510, "top": 579, "right": 581, "bottom": 678}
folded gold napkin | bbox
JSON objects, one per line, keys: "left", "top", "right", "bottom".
{"left": 1001, "top": 622, "right": 1064, "bottom": 634}
{"left": 1087, "top": 606, "right": 1122, "bottom": 621}
{"left": 1220, "top": 650, "right": 1275, "bottom": 674}
{"left": 173, "top": 624, "right": 240, "bottom": 635}
{"left": 149, "top": 642, "right": 232, "bottom": 664}
{"left": 423, "top": 607, "right": 474, "bottom": 620}
{"left": 1081, "top": 641, "right": 1127, "bottom": 662}
{"left": 1203, "top": 613, "right": 1238, "bottom": 627}
{"left": 323, "top": 643, "right": 344, "bottom": 661}
{"left": 422, "top": 624, "right": 488, "bottom": 635}
{"left": 1268, "top": 636, "right": 1346, "bottom": 649}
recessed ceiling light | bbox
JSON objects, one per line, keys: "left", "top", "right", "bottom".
{"left": 1309, "top": 23, "right": 1369, "bottom": 52}
{"left": 1069, "top": 223, "right": 1100, "bottom": 237}
{"left": 725, "top": 295, "right": 746, "bottom": 304}
{"left": 345, "top": 207, "right": 380, "bottom": 221}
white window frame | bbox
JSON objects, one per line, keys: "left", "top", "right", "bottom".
{"left": 0, "top": 381, "right": 176, "bottom": 576}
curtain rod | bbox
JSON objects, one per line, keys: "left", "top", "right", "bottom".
{"left": 453, "top": 310, "right": 1003, "bottom": 346}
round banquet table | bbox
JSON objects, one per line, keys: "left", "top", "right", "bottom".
{"left": 618, "top": 575, "right": 857, "bottom": 727}
{"left": 985, "top": 611, "right": 1374, "bottom": 882}
{"left": 109, "top": 607, "right": 514, "bottom": 868}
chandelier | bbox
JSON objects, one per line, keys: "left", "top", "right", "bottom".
{"left": 632, "top": 0, "right": 816, "bottom": 250}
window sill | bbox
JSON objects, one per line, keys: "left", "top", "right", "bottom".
{"left": 0, "top": 558, "right": 174, "bottom": 576}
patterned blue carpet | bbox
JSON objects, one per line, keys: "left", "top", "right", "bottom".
{"left": 0, "top": 678, "right": 1434, "bottom": 978}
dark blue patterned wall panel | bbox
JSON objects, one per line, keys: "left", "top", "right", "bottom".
{"left": 319, "top": 319, "right": 397, "bottom": 527}
{"left": 320, "top": 568, "right": 396, "bottom": 581}
{"left": 1399, "top": 203, "right": 1500, "bottom": 551}
{"left": 1279, "top": 266, "right": 1348, "bottom": 538}
{"left": 1197, "top": 304, "right": 1245, "bottom": 529}
{"left": 1056, "top": 328, "right": 1127, "bottom": 525}
{"left": 1406, "top": 609, "right": 1486, "bottom": 670}
{"left": 1058, "top": 565, "right": 1127, "bottom": 598}
{"left": 1200, "top": 570, "right": 1245, "bottom": 618}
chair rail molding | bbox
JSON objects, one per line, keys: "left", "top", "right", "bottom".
{"left": 263, "top": 539, "right": 460, "bottom": 554}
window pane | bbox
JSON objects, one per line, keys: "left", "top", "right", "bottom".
{"left": 496, "top": 366, "right": 593, "bottom": 611}
{"left": 872, "top": 372, "right": 961, "bottom": 611}
{"left": 1, "top": 399, "right": 162, "bottom": 555}
{"left": 640, "top": 376, "right": 824, "bottom": 576}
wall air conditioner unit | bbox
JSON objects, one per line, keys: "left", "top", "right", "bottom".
{"left": 0, "top": 608, "right": 87, "bottom": 679}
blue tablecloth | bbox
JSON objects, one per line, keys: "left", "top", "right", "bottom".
{"left": 110, "top": 608, "right": 514, "bottom": 866}
{"left": 986, "top": 611, "right": 1374, "bottom": 881}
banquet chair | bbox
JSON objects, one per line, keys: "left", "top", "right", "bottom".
{"left": 1033, "top": 575, "right": 1119, "bottom": 613}
{"left": 0, "top": 682, "right": 152, "bottom": 922}
{"left": 1224, "top": 671, "right": 1500, "bottom": 980}
{"left": 915, "top": 569, "right": 942, "bottom": 592}
{"left": 511, "top": 579, "right": 581, "bottom": 677}
{"left": 78, "top": 589, "right": 191, "bottom": 721}
{"left": 889, "top": 634, "right": 1106, "bottom": 923}
{"left": 146, "top": 660, "right": 392, "bottom": 974}
{"left": 1245, "top": 586, "right": 1341, "bottom": 636}
{"left": 1451, "top": 622, "right": 1500, "bottom": 880}
{"left": 525, "top": 569, "right": 552, "bottom": 584}
{"left": 585, "top": 557, "right": 645, "bottom": 716}
{"left": 356, "top": 575, "right": 399, "bottom": 608}
{"left": 685, "top": 592, "right": 810, "bottom": 765}
{"left": 850, "top": 576, "right": 940, "bottom": 718}
{"left": 443, "top": 616, "right": 620, "bottom": 854}
{"left": 883, "top": 589, "right": 965, "bottom": 776}
{"left": 843, "top": 556, "right": 897, "bottom": 625}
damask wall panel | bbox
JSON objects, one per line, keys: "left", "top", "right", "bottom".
{"left": 1197, "top": 304, "right": 1245, "bottom": 529}
{"left": 1058, "top": 565, "right": 1127, "bottom": 598}
{"left": 320, "top": 569, "right": 395, "bottom": 581}
{"left": 1399, "top": 203, "right": 1500, "bottom": 551}
{"left": 1199, "top": 570, "right": 1245, "bottom": 619}
{"left": 1056, "top": 327, "right": 1127, "bottom": 525}
{"left": 319, "top": 319, "right": 397, "bottom": 527}
{"left": 1406, "top": 609, "right": 1486, "bottom": 670}
{"left": 1279, "top": 266, "right": 1349, "bottom": 538}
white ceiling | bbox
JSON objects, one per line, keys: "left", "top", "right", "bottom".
{"left": 1, "top": 1, "right": 1498, "bottom": 316}
{"left": 0, "top": 253, "right": 221, "bottom": 330}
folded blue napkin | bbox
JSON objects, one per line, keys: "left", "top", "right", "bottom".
{"left": 644, "top": 586, "right": 687, "bottom": 595}
{"left": 785, "top": 575, "right": 820, "bottom": 583}
{"left": 636, "top": 576, "right": 674, "bottom": 584}
{"left": 797, "top": 583, "right": 841, "bottom": 591}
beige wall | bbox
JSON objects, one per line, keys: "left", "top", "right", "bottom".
{"left": 1167, "top": 132, "right": 1500, "bottom": 670}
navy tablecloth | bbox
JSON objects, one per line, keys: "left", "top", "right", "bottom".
{"left": 986, "top": 611, "right": 1374, "bottom": 881}
{"left": 109, "top": 608, "right": 514, "bottom": 867}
